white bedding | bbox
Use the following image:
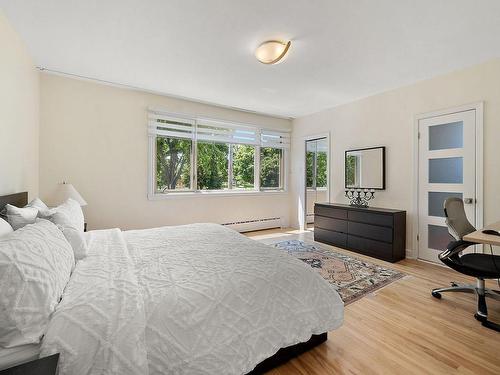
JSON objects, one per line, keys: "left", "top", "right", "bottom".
{"left": 40, "top": 224, "right": 343, "bottom": 375}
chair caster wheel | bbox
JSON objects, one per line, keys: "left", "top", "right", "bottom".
{"left": 451, "top": 282, "right": 458, "bottom": 287}
{"left": 431, "top": 291, "right": 442, "bottom": 299}
{"left": 474, "top": 313, "right": 487, "bottom": 323}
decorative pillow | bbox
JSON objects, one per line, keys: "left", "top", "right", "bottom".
{"left": 0, "top": 219, "right": 74, "bottom": 348}
{"left": 40, "top": 199, "right": 87, "bottom": 260}
{"left": 43, "top": 199, "right": 84, "bottom": 232}
{"left": 0, "top": 218, "right": 13, "bottom": 237}
{"left": 28, "top": 198, "right": 49, "bottom": 213}
{"left": 3, "top": 205, "right": 38, "bottom": 230}
{"left": 2, "top": 198, "right": 49, "bottom": 230}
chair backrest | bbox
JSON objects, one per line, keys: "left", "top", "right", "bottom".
{"left": 444, "top": 197, "right": 476, "bottom": 240}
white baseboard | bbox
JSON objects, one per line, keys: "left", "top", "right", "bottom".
{"left": 222, "top": 217, "right": 286, "bottom": 233}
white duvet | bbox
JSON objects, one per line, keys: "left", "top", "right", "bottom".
{"left": 40, "top": 224, "right": 343, "bottom": 375}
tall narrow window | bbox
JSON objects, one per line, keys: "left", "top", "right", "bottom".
{"left": 196, "top": 141, "right": 229, "bottom": 190}
{"left": 232, "top": 144, "right": 255, "bottom": 189}
{"left": 260, "top": 147, "right": 283, "bottom": 190}
{"left": 156, "top": 137, "right": 192, "bottom": 192}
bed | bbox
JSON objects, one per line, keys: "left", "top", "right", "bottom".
{"left": 0, "top": 192, "right": 344, "bottom": 374}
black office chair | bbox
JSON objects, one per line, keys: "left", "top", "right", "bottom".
{"left": 432, "top": 197, "right": 500, "bottom": 332}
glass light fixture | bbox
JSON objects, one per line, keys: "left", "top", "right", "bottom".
{"left": 255, "top": 40, "right": 291, "bottom": 65}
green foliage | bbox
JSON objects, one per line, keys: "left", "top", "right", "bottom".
{"left": 156, "top": 137, "right": 284, "bottom": 191}
{"left": 316, "top": 151, "right": 327, "bottom": 188}
{"left": 156, "top": 137, "right": 191, "bottom": 191}
{"left": 232, "top": 145, "right": 254, "bottom": 188}
{"left": 197, "top": 142, "right": 228, "bottom": 190}
{"left": 306, "top": 151, "right": 315, "bottom": 188}
{"left": 306, "top": 148, "right": 327, "bottom": 189}
{"left": 345, "top": 155, "right": 356, "bottom": 186}
{"left": 260, "top": 147, "right": 282, "bottom": 188}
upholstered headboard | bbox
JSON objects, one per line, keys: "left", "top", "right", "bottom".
{"left": 0, "top": 192, "right": 28, "bottom": 211}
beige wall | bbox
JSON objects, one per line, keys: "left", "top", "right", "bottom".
{"left": 39, "top": 73, "right": 291, "bottom": 230}
{"left": 0, "top": 10, "right": 39, "bottom": 198}
{"left": 291, "top": 59, "right": 500, "bottom": 257}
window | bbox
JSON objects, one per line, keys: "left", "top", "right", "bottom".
{"left": 156, "top": 137, "right": 192, "bottom": 192}
{"left": 232, "top": 144, "right": 255, "bottom": 189}
{"left": 148, "top": 110, "right": 289, "bottom": 196}
{"left": 260, "top": 147, "right": 283, "bottom": 189}
{"left": 306, "top": 138, "right": 328, "bottom": 190}
{"left": 196, "top": 141, "right": 229, "bottom": 190}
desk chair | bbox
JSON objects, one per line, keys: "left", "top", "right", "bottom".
{"left": 432, "top": 197, "right": 500, "bottom": 332}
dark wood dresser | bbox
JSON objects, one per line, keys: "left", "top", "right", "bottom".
{"left": 314, "top": 203, "right": 406, "bottom": 262}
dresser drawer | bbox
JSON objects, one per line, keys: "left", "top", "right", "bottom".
{"left": 347, "top": 235, "right": 393, "bottom": 260}
{"left": 348, "top": 221, "right": 393, "bottom": 243}
{"left": 314, "top": 205, "right": 348, "bottom": 220}
{"left": 314, "top": 228, "right": 347, "bottom": 248}
{"left": 314, "top": 215, "right": 348, "bottom": 233}
{"left": 348, "top": 210, "right": 393, "bottom": 227}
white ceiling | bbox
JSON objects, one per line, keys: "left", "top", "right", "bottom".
{"left": 1, "top": 0, "right": 500, "bottom": 118}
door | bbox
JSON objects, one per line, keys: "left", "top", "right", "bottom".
{"left": 305, "top": 137, "right": 329, "bottom": 226}
{"left": 418, "top": 109, "right": 476, "bottom": 263}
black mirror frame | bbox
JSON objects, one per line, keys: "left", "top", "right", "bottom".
{"left": 344, "top": 146, "right": 386, "bottom": 190}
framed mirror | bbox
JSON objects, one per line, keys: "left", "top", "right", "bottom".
{"left": 345, "top": 146, "right": 385, "bottom": 190}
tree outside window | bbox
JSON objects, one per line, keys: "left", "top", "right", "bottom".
{"left": 156, "top": 137, "right": 191, "bottom": 191}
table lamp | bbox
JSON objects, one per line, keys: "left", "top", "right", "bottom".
{"left": 52, "top": 181, "right": 87, "bottom": 206}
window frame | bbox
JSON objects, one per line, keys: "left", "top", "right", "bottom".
{"left": 148, "top": 111, "right": 289, "bottom": 199}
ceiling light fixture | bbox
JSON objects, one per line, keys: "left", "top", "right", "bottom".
{"left": 255, "top": 40, "right": 291, "bottom": 65}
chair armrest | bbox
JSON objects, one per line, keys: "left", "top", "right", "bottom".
{"left": 438, "top": 240, "right": 475, "bottom": 261}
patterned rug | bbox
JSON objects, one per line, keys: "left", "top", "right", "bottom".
{"left": 273, "top": 240, "right": 405, "bottom": 305}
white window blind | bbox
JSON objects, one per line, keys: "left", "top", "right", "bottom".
{"left": 197, "top": 119, "right": 258, "bottom": 145}
{"left": 148, "top": 109, "right": 290, "bottom": 148}
{"left": 148, "top": 111, "right": 195, "bottom": 139}
{"left": 261, "top": 130, "right": 291, "bottom": 149}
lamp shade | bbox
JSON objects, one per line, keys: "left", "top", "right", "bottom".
{"left": 52, "top": 182, "right": 87, "bottom": 206}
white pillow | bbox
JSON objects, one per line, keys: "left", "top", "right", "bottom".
{"left": 40, "top": 199, "right": 87, "bottom": 260}
{"left": 0, "top": 218, "right": 13, "bottom": 237}
{"left": 3, "top": 198, "right": 49, "bottom": 230}
{"left": 0, "top": 219, "right": 74, "bottom": 348}
{"left": 3, "top": 205, "right": 38, "bottom": 230}
{"left": 28, "top": 198, "right": 49, "bottom": 213}
{"left": 43, "top": 199, "right": 84, "bottom": 232}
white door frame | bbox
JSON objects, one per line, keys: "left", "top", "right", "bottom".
{"left": 412, "top": 102, "right": 484, "bottom": 259}
{"left": 299, "top": 132, "right": 331, "bottom": 231}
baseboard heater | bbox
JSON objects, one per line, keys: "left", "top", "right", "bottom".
{"left": 222, "top": 217, "right": 283, "bottom": 233}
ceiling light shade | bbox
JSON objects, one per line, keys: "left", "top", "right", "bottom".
{"left": 255, "top": 40, "right": 291, "bottom": 64}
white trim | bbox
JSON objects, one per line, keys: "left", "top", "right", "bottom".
{"left": 148, "top": 190, "right": 287, "bottom": 200}
{"left": 299, "top": 133, "right": 331, "bottom": 231}
{"left": 412, "top": 102, "right": 484, "bottom": 259}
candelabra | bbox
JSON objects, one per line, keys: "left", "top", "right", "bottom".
{"left": 345, "top": 188, "right": 375, "bottom": 208}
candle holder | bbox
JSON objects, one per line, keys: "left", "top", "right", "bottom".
{"left": 345, "top": 189, "right": 375, "bottom": 208}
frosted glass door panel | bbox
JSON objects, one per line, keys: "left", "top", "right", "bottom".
{"left": 429, "top": 121, "right": 463, "bottom": 150}
{"left": 429, "top": 157, "right": 463, "bottom": 183}
{"left": 428, "top": 192, "right": 463, "bottom": 217}
{"left": 428, "top": 224, "right": 454, "bottom": 251}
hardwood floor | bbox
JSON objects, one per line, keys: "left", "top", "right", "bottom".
{"left": 245, "top": 228, "right": 500, "bottom": 375}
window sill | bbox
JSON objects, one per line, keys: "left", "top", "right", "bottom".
{"left": 148, "top": 190, "right": 288, "bottom": 200}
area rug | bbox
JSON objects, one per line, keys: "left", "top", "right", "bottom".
{"left": 273, "top": 240, "right": 405, "bottom": 305}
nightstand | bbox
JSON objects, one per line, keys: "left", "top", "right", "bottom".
{"left": 0, "top": 354, "right": 59, "bottom": 375}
